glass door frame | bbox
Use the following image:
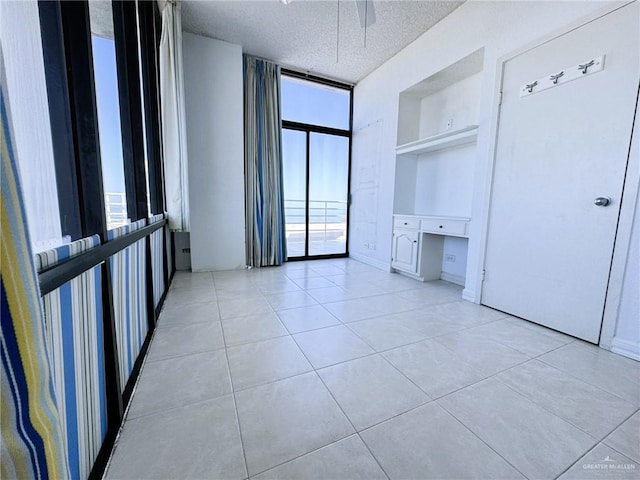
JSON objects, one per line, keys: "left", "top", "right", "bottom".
{"left": 281, "top": 70, "right": 353, "bottom": 261}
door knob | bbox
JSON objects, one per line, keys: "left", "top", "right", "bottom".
{"left": 594, "top": 196, "right": 611, "bottom": 207}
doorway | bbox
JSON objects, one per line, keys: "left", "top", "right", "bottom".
{"left": 281, "top": 72, "right": 352, "bottom": 260}
{"left": 482, "top": 3, "right": 639, "bottom": 342}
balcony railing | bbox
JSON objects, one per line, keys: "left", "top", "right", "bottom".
{"left": 284, "top": 199, "right": 347, "bottom": 256}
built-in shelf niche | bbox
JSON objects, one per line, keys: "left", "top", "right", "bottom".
{"left": 394, "top": 48, "right": 484, "bottom": 219}
{"left": 396, "top": 48, "right": 484, "bottom": 147}
{"left": 392, "top": 49, "right": 485, "bottom": 285}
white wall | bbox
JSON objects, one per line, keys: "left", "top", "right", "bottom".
{"left": 418, "top": 73, "right": 482, "bottom": 139}
{"left": 350, "top": 1, "right": 638, "bottom": 351}
{"left": 1, "top": 0, "right": 63, "bottom": 252}
{"left": 183, "top": 33, "right": 246, "bottom": 271}
{"left": 612, "top": 188, "right": 640, "bottom": 360}
{"left": 441, "top": 237, "right": 468, "bottom": 286}
{"left": 413, "top": 145, "right": 475, "bottom": 218}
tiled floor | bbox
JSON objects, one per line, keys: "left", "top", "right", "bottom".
{"left": 105, "top": 258, "right": 640, "bottom": 480}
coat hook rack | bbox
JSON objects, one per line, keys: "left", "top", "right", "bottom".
{"left": 550, "top": 71, "right": 564, "bottom": 84}
{"left": 525, "top": 81, "right": 538, "bottom": 93}
{"left": 520, "top": 55, "right": 605, "bottom": 98}
{"left": 578, "top": 60, "right": 595, "bottom": 74}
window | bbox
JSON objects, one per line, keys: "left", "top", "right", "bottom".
{"left": 281, "top": 76, "right": 350, "bottom": 130}
{"left": 38, "top": 0, "right": 165, "bottom": 239}
{"left": 89, "top": 0, "right": 129, "bottom": 229}
{"left": 281, "top": 73, "right": 352, "bottom": 259}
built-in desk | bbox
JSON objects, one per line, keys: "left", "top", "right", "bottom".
{"left": 391, "top": 214, "right": 470, "bottom": 282}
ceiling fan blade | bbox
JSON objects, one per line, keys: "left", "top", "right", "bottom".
{"left": 355, "top": 0, "right": 376, "bottom": 28}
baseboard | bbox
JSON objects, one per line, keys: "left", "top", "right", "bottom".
{"left": 462, "top": 288, "right": 477, "bottom": 303}
{"left": 610, "top": 337, "right": 640, "bottom": 362}
{"left": 440, "top": 272, "right": 465, "bottom": 287}
{"left": 349, "top": 252, "right": 391, "bottom": 272}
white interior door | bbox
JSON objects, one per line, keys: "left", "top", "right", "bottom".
{"left": 482, "top": 4, "right": 639, "bottom": 343}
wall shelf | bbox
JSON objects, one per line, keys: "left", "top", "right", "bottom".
{"left": 396, "top": 125, "right": 478, "bottom": 156}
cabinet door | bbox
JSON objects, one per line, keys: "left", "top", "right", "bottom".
{"left": 392, "top": 230, "right": 419, "bottom": 273}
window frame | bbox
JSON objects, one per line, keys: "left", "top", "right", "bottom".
{"left": 281, "top": 70, "right": 354, "bottom": 260}
{"left": 36, "top": 1, "right": 169, "bottom": 477}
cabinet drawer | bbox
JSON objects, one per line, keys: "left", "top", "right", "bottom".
{"left": 421, "top": 218, "right": 467, "bottom": 236}
{"left": 394, "top": 216, "right": 421, "bottom": 230}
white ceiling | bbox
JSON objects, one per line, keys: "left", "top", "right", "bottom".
{"left": 181, "top": 0, "right": 464, "bottom": 84}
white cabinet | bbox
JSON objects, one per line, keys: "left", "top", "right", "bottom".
{"left": 391, "top": 229, "right": 419, "bottom": 273}
{"left": 391, "top": 214, "right": 470, "bottom": 283}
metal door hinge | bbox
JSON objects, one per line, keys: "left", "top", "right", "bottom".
{"left": 498, "top": 91, "right": 503, "bottom": 106}
{"left": 481, "top": 269, "right": 486, "bottom": 281}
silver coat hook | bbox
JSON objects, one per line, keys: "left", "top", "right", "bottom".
{"left": 550, "top": 71, "right": 564, "bottom": 84}
{"left": 578, "top": 60, "right": 595, "bottom": 74}
{"left": 525, "top": 81, "right": 538, "bottom": 93}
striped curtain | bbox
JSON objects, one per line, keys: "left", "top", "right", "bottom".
{"left": 108, "top": 219, "right": 148, "bottom": 390}
{"left": 35, "top": 236, "right": 107, "bottom": 480}
{"left": 243, "top": 55, "right": 287, "bottom": 267}
{"left": 1, "top": 66, "right": 70, "bottom": 479}
{"left": 149, "top": 213, "right": 165, "bottom": 307}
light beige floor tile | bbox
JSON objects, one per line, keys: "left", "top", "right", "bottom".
{"left": 559, "top": 443, "right": 640, "bottom": 479}
{"left": 284, "top": 268, "right": 322, "bottom": 280}
{"left": 434, "top": 330, "right": 529, "bottom": 376}
{"left": 309, "top": 265, "right": 346, "bottom": 276}
{"left": 395, "top": 286, "right": 462, "bottom": 307}
{"left": 318, "top": 354, "right": 429, "bottom": 430}
{"left": 294, "top": 325, "right": 375, "bottom": 369}
{"left": 465, "top": 319, "right": 572, "bottom": 357}
{"left": 292, "top": 276, "right": 337, "bottom": 290}
{"left": 264, "top": 290, "right": 318, "bottom": 311}
{"left": 159, "top": 301, "right": 220, "bottom": 326}
{"left": 221, "top": 312, "right": 288, "bottom": 346}
{"left": 306, "top": 286, "right": 360, "bottom": 304}
{"left": 604, "top": 412, "right": 640, "bottom": 463}
{"left": 257, "top": 279, "right": 301, "bottom": 294}
{"left": 539, "top": 342, "right": 640, "bottom": 406}
{"left": 170, "top": 272, "right": 214, "bottom": 291}
{"left": 276, "top": 304, "right": 341, "bottom": 333}
{"left": 323, "top": 298, "right": 382, "bottom": 323}
{"left": 347, "top": 314, "right": 428, "bottom": 351}
{"left": 360, "top": 402, "right": 525, "bottom": 479}
{"left": 163, "top": 286, "right": 216, "bottom": 306}
{"left": 218, "top": 296, "right": 272, "bottom": 319}
{"left": 422, "top": 300, "right": 508, "bottom": 326}
{"left": 348, "top": 311, "right": 462, "bottom": 351}
{"left": 235, "top": 372, "right": 354, "bottom": 476}
{"left": 147, "top": 321, "right": 224, "bottom": 361}
{"left": 502, "top": 315, "right": 577, "bottom": 343}
{"left": 497, "top": 360, "right": 637, "bottom": 439}
{"left": 227, "top": 336, "right": 312, "bottom": 391}
{"left": 253, "top": 435, "right": 387, "bottom": 480}
{"left": 106, "top": 396, "right": 245, "bottom": 480}
{"left": 383, "top": 339, "right": 486, "bottom": 398}
{"left": 127, "top": 350, "right": 231, "bottom": 418}
{"left": 438, "top": 378, "right": 597, "bottom": 479}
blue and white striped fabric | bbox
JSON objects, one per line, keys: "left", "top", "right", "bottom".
{"left": 1, "top": 55, "right": 70, "bottom": 479}
{"left": 34, "top": 235, "right": 106, "bottom": 480}
{"left": 149, "top": 214, "right": 165, "bottom": 308}
{"left": 108, "top": 219, "right": 148, "bottom": 390}
{"left": 243, "top": 55, "right": 287, "bottom": 267}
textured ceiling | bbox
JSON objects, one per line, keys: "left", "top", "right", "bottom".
{"left": 181, "top": 0, "right": 464, "bottom": 84}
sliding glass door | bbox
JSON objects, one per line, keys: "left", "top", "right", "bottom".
{"left": 282, "top": 129, "right": 307, "bottom": 257}
{"left": 281, "top": 72, "right": 352, "bottom": 259}
{"left": 308, "top": 133, "right": 349, "bottom": 256}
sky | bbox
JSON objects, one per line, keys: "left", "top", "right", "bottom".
{"left": 281, "top": 77, "right": 350, "bottom": 209}
{"left": 92, "top": 34, "right": 126, "bottom": 195}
